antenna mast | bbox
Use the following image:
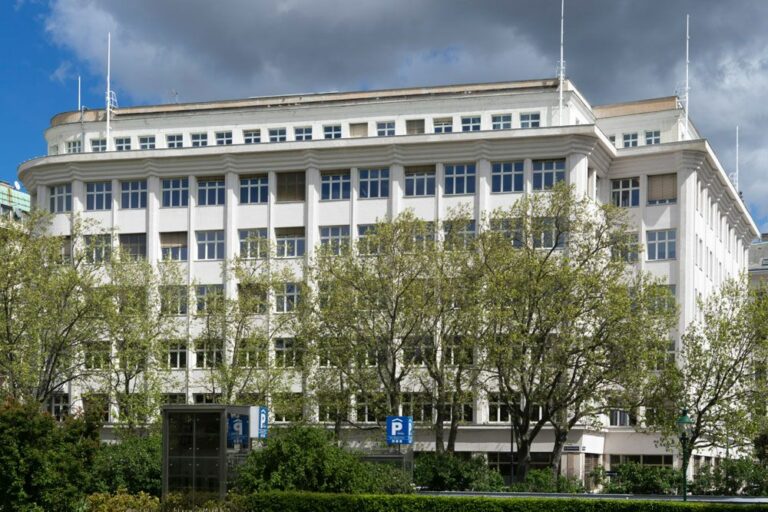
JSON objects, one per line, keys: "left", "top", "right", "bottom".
{"left": 105, "top": 33, "right": 118, "bottom": 151}
{"left": 78, "top": 75, "right": 81, "bottom": 112}
{"left": 684, "top": 14, "right": 690, "bottom": 137}
{"left": 735, "top": 125, "right": 739, "bottom": 190}
{"left": 558, "top": 0, "right": 565, "bottom": 126}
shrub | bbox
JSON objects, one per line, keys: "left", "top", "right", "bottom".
{"left": 690, "top": 458, "right": 768, "bottom": 496}
{"left": 86, "top": 489, "right": 160, "bottom": 512}
{"left": 508, "top": 468, "right": 585, "bottom": 493}
{"left": 230, "top": 491, "right": 768, "bottom": 512}
{"left": 414, "top": 452, "right": 505, "bottom": 491}
{"left": 0, "top": 400, "right": 100, "bottom": 511}
{"left": 234, "top": 425, "right": 412, "bottom": 494}
{"left": 595, "top": 462, "right": 681, "bottom": 495}
{"left": 90, "top": 433, "right": 162, "bottom": 496}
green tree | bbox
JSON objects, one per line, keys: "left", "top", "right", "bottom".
{"left": 0, "top": 212, "right": 104, "bottom": 406}
{"left": 476, "top": 183, "right": 674, "bottom": 481}
{"left": 647, "top": 278, "right": 768, "bottom": 469}
{"left": 90, "top": 433, "right": 162, "bottom": 496}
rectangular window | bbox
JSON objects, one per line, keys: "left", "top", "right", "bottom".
{"left": 84, "top": 234, "right": 112, "bottom": 263}
{"left": 433, "top": 117, "right": 453, "bottom": 133}
{"left": 404, "top": 166, "right": 436, "bottom": 197}
{"left": 461, "top": 116, "right": 481, "bottom": 132}
{"left": 533, "top": 217, "right": 566, "bottom": 249}
{"left": 406, "top": 119, "right": 425, "bottom": 135}
{"left": 195, "top": 340, "right": 222, "bottom": 369}
{"left": 196, "top": 230, "right": 225, "bottom": 260}
{"left": 166, "top": 134, "right": 183, "bottom": 148}
{"left": 357, "top": 224, "right": 378, "bottom": 255}
{"left": 611, "top": 178, "right": 640, "bottom": 207}
{"left": 646, "top": 130, "right": 661, "bottom": 145}
{"left": 274, "top": 338, "right": 302, "bottom": 367}
{"left": 191, "top": 133, "right": 208, "bottom": 147}
{"left": 609, "top": 409, "right": 636, "bottom": 427}
{"left": 243, "top": 129, "right": 261, "bottom": 144}
{"left": 215, "top": 131, "right": 232, "bottom": 145}
{"left": 276, "top": 172, "right": 306, "bottom": 202}
{"left": 47, "top": 393, "right": 70, "bottom": 421}
{"left": 520, "top": 112, "right": 541, "bottom": 128}
{"left": 67, "top": 140, "right": 82, "bottom": 154}
{"left": 86, "top": 181, "right": 112, "bottom": 211}
{"left": 402, "top": 392, "right": 433, "bottom": 423}
{"left": 294, "top": 126, "right": 312, "bottom": 141}
{"left": 321, "top": 172, "right": 351, "bottom": 200}
{"left": 84, "top": 341, "right": 110, "bottom": 370}
{"left": 492, "top": 161, "right": 524, "bottom": 193}
{"left": 139, "top": 135, "right": 156, "bottom": 150}
{"left": 238, "top": 283, "right": 269, "bottom": 315}
{"left": 359, "top": 168, "right": 389, "bottom": 199}
{"left": 623, "top": 133, "right": 638, "bottom": 148}
{"left": 269, "top": 128, "right": 286, "bottom": 142}
{"left": 118, "top": 233, "right": 146, "bottom": 260}
{"left": 492, "top": 114, "right": 512, "bottom": 130}
{"left": 193, "top": 393, "right": 220, "bottom": 404}
{"left": 647, "top": 173, "right": 677, "bottom": 205}
{"left": 83, "top": 393, "right": 110, "bottom": 422}
{"left": 240, "top": 174, "right": 268, "bottom": 204}
{"left": 532, "top": 159, "right": 566, "bottom": 190}
{"left": 160, "top": 232, "right": 188, "bottom": 261}
{"left": 349, "top": 123, "right": 368, "bottom": 137}
{"left": 488, "top": 393, "right": 510, "bottom": 423}
{"left": 49, "top": 183, "right": 72, "bottom": 213}
{"left": 196, "top": 284, "right": 223, "bottom": 313}
{"left": 239, "top": 228, "right": 268, "bottom": 259}
{"left": 166, "top": 340, "right": 187, "bottom": 369}
{"left": 376, "top": 121, "right": 395, "bottom": 137}
{"left": 275, "top": 228, "right": 305, "bottom": 258}
{"left": 197, "top": 177, "right": 225, "bottom": 206}
{"left": 115, "top": 137, "right": 131, "bottom": 151}
{"left": 91, "top": 138, "right": 106, "bottom": 152}
{"left": 356, "top": 394, "right": 384, "bottom": 423}
{"left": 161, "top": 178, "right": 189, "bottom": 207}
{"left": 120, "top": 180, "right": 147, "bottom": 209}
{"left": 275, "top": 283, "right": 300, "bottom": 313}
{"left": 444, "top": 164, "right": 476, "bottom": 195}
{"left": 324, "top": 125, "right": 342, "bottom": 139}
{"left": 161, "top": 286, "right": 188, "bottom": 316}
{"left": 164, "top": 393, "right": 187, "bottom": 404}
{"left": 647, "top": 229, "right": 676, "bottom": 261}
{"left": 443, "top": 220, "right": 476, "bottom": 249}
{"left": 320, "top": 225, "right": 350, "bottom": 255}
{"left": 234, "top": 340, "right": 267, "bottom": 368}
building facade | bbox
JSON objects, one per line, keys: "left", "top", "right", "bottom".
{"left": 18, "top": 78, "right": 758, "bottom": 482}
{"left": 0, "top": 180, "right": 30, "bottom": 219}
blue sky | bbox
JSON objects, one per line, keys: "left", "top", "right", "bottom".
{"left": 3, "top": 0, "right": 767, "bottom": 231}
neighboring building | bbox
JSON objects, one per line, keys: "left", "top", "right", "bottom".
{"left": 18, "top": 78, "right": 758, "bottom": 482}
{"left": 748, "top": 235, "right": 768, "bottom": 286}
{"left": 0, "top": 180, "right": 30, "bottom": 219}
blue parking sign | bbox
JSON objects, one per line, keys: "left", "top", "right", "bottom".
{"left": 257, "top": 406, "right": 269, "bottom": 439}
{"left": 386, "top": 416, "right": 413, "bottom": 445}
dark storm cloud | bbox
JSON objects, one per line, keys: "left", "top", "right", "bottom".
{"left": 44, "top": 0, "right": 768, "bottom": 228}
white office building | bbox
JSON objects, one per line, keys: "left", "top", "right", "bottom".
{"left": 18, "top": 78, "right": 758, "bottom": 482}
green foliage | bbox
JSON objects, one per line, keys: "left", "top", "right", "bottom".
{"left": 508, "top": 468, "right": 585, "bottom": 493}
{"left": 90, "top": 433, "right": 162, "bottom": 496}
{"left": 594, "top": 463, "right": 681, "bottom": 495}
{"left": 234, "top": 425, "right": 412, "bottom": 494}
{"left": 230, "top": 491, "right": 767, "bottom": 512}
{"left": 0, "top": 400, "right": 100, "bottom": 512}
{"left": 690, "top": 458, "right": 768, "bottom": 496}
{"left": 86, "top": 489, "right": 160, "bottom": 512}
{"left": 414, "top": 452, "right": 505, "bottom": 491}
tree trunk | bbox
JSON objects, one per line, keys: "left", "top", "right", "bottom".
{"left": 447, "top": 409, "right": 460, "bottom": 453}
{"left": 434, "top": 406, "right": 446, "bottom": 453}
{"left": 514, "top": 430, "right": 532, "bottom": 482}
{"left": 550, "top": 427, "right": 568, "bottom": 483}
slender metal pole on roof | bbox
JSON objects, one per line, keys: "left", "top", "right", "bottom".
{"left": 735, "top": 125, "right": 740, "bottom": 190}
{"left": 684, "top": 14, "right": 690, "bottom": 137}
{"left": 106, "top": 32, "right": 111, "bottom": 151}
{"left": 78, "top": 75, "right": 81, "bottom": 112}
{"left": 558, "top": 0, "right": 565, "bottom": 126}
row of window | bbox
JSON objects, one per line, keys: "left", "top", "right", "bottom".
{"left": 48, "top": 160, "right": 566, "bottom": 213}
{"left": 58, "top": 113, "right": 543, "bottom": 155}
{"left": 608, "top": 130, "right": 661, "bottom": 148}
{"left": 610, "top": 173, "right": 677, "bottom": 208}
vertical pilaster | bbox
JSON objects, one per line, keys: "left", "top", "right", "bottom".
{"left": 567, "top": 153, "right": 589, "bottom": 198}
{"left": 435, "top": 162, "right": 444, "bottom": 222}
{"left": 523, "top": 158, "right": 533, "bottom": 194}
{"left": 476, "top": 158, "right": 491, "bottom": 230}
{"left": 389, "top": 164, "right": 404, "bottom": 219}
{"left": 224, "top": 171, "right": 238, "bottom": 298}
{"left": 146, "top": 176, "right": 160, "bottom": 264}
{"left": 677, "top": 168, "right": 696, "bottom": 346}
{"left": 305, "top": 167, "right": 320, "bottom": 257}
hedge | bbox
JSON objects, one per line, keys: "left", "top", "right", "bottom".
{"left": 230, "top": 492, "right": 768, "bottom": 512}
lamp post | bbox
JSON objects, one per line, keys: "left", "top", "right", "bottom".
{"left": 676, "top": 409, "right": 694, "bottom": 501}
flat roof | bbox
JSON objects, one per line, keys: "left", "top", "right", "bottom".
{"left": 593, "top": 97, "right": 680, "bottom": 119}
{"left": 50, "top": 78, "right": 562, "bottom": 127}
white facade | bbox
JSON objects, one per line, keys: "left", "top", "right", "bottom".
{"left": 18, "top": 78, "right": 758, "bottom": 480}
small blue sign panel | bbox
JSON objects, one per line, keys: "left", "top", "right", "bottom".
{"left": 386, "top": 416, "right": 413, "bottom": 445}
{"left": 227, "top": 413, "right": 249, "bottom": 449}
{"left": 257, "top": 406, "right": 269, "bottom": 439}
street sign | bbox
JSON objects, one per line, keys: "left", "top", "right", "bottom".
{"left": 386, "top": 416, "right": 413, "bottom": 445}
{"left": 249, "top": 405, "right": 269, "bottom": 439}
